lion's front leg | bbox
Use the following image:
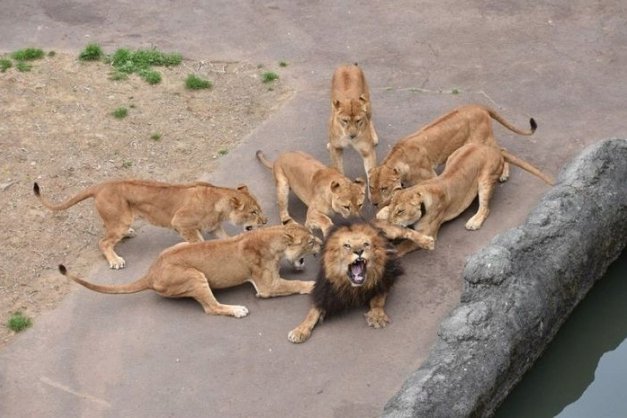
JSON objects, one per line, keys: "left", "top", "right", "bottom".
{"left": 288, "top": 306, "right": 324, "bottom": 344}
{"left": 305, "top": 209, "right": 334, "bottom": 238}
{"left": 365, "top": 292, "right": 390, "bottom": 328}
{"left": 250, "top": 268, "right": 314, "bottom": 298}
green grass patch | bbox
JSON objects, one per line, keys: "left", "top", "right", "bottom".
{"left": 279, "top": 61, "right": 288, "bottom": 67}
{"left": 122, "top": 160, "right": 133, "bottom": 168}
{"left": 150, "top": 132, "right": 162, "bottom": 141}
{"left": 112, "top": 107, "right": 128, "bottom": 119}
{"left": 48, "top": 51, "right": 56, "bottom": 57}
{"left": 138, "top": 69, "right": 161, "bottom": 85}
{"left": 185, "top": 74, "right": 212, "bottom": 90}
{"left": 16, "top": 61, "right": 32, "bottom": 72}
{"left": 0, "top": 59, "right": 12, "bottom": 72}
{"left": 7, "top": 312, "right": 32, "bottom": 332}
{"left": 261, "top": 71, "right": 279, "bottom": 83}
{"left": 79, "top": 43, "right": 103, "bottom": 61}
{"left": 11, "top": 48, "right": 44, "bottom": 61}
{"left": 218, "top": 148, "right": 229, "bottom": 156}
{"left": 109, "top": 71, "right": 128, "bottom": 81}
{"left": 451, "top": 88, "right": 460, "bottom": 95}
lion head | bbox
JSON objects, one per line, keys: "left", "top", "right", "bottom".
{"left": 380, "top": 188, "right": 425, "bottom": 227}
{"left": 321, "top": 221, "right": 392, "bottom": 289}
{"left": 368, "top": 165, "right": 403, "bottom": 208}
{"left": 282, "top": 223, "right": 323, "bottom": 270}
{"left": 332, "top": 96, "right": 371, "bottom": 141}
{"left": 229, "top": 185, "right": 268, "bottom": 231}
{"left": 329, "top": 177, "right": 366, "bottom": 219}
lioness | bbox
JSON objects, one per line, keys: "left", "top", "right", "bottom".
{"left": 256, "top": 150, "right": 366, "bottom": 237}
{"left": 59, "top": 223, "right": 322, "bottom": 317}
{"left": 376, "top": 143, "right": 554, "bottom": 255}
{"left": 288, "top": 220, "right": 405, "bottom": 344}
{"left": 368, "top": 104, "right": 537, "bottom": 207}
{"left": 35, "top": 180, "right": 267, "bottom": 269}
{"left": 328, "top": 63, "right": 379, "bottom": 178}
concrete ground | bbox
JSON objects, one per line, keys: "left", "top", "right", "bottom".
{"left": 1, "top": 1, "right": 625, "bottom": 417}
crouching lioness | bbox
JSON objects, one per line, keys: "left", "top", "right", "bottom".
{"left": 59, "top": 223, "right": 322, "bottom": 317}
{"left": 256, "top": 150, "right": 366, "bottom": 237}
{"left": 377, "top": 143, "right": 554, "bottom": 255}
{"left": 35, "top": 180, "right": 267, "bottom": 269}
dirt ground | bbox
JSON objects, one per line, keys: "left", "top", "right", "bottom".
{"left": 0, "top": 51, "right": 290, "bottom": 348}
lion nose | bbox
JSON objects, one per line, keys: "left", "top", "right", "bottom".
{"left": 350, "top": 133, "right": 357, "bottom": 139}
{"left": 354, "top": 249, "right": 364, "bottom": 257}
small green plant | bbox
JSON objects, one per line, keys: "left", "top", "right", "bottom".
{"left": 0, "top": 59, "right": 12, "bottom": 72}
{"left": 11, "top": 48, "right": 44, "bottom": 61}
{"left": 185, "top": 74, "right": 212, "bottom": 90}
{"left": 48, "top": 51, "right": 56, "bottom": 57}
{"left": 122, "top": 160, "right": 133, "bottom": 168}
{"left": 138, "top": 69, "right": 161, "bottom": 85}
{"left": 261, "top": 71, "right": 279, "bottom": 83}
{"left": 109, "top": 71, "right": 128, "bottom": 81}
{"left": 279, "top": 61, "right": 288, "bottom": 67}
{"left": 112, "top": 107, "right": 128, "bottom": 119}
{"left": 150, "top": 132, "right": 162, "bottom": 141}
{"left": 16, "top": 61, "right": 32, "bottom": 72}
{"left": 7, "top": 312, "right": 32, "bottom": 332}
{"left": 451, "top": 88, "right": 460, "bottom": 95}
{"left": 79, "top": 43, "right": 103, "bottom": 61}
{"left": 218, "top": 148, "right": 229, "bottom": 156}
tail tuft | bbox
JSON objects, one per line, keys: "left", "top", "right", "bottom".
{"left": 58, "top": 264, "right": 67, "bottom": 275}
{"left": 529, "top": 118, "right": 537, "bottom": 133}
{"left": 33, "top": 182, "right": 41, "bottom": 196}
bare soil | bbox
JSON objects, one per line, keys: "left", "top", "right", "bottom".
{"left": 0, "top": 52, "right": 290, "bottom": 348}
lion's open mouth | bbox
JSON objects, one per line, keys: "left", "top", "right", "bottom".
{"left": 347, "top": 258, "right": 367, "bottom": 287}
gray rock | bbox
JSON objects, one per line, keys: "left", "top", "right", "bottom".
{"left": 383, "top": 139, "right": 627, "bottom": 417}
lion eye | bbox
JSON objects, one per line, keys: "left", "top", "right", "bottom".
{"left": 363, "top": 242, "right": 370, "bottom": 248}
{"left": 343, "top": 243, "right": 351, "bottom": 250}
{"left": 343, "top": 205, "right": 350, "bottom": 211}
{"left": 380, "top": 187, "right": 388, "bottom": 192}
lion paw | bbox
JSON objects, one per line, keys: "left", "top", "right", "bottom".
{"left": 465, "top": 216, "right": 484, "bottom": 231}
{"left": 422, "top": 235, "right": 435, "bottom": 250}
{"left": 365, "top": 310, "right": 390, "bottom": 329}
{"left": 300, "top": 281, "right": 315, "bottom": 294}
{"left": 288, "top": 327, "right": 311, "bottom": 344}
{"left": 229, "top": 305, "right": 249, "bottom": 318}
{"left": 124, "top": 228, "right": 136, "bottom": 238}
{"left": 109, "top": 256, "right": 126, "bottom": 269}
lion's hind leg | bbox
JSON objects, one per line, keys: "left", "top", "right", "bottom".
{"left": 465, "top": 177, "right": 497, "bottom": 231}
{"left": 172, "top": 269, "right": 249, "bottom": 317}
{"left": 288, "top": 306, "right": 324, "bottom": 343}
{"left": 96, "top": 198, "right": 133, "bottom": 269}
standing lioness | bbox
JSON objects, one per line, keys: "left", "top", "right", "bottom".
{"left": 256, "top": 150, "right": 366, "bottom": 237}
{"left": 59, "top": 223, "right": 322, "bottom": 317}
{"left": 328, "top": 63, "right": 379, "bottom": 178}
{"left": 368, "top": 104, "right": 537, "bottom": 207}
{"left": 35, "top": 180, "right": 267, "bottom": 269}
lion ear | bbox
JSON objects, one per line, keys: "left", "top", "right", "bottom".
{"left": 236, "top": 184, "right": 249, "bottom": 192}
{"left": 330, "top": 180, "right": 341, "bottom": 192}
{"left": 359, "top": 94, "right": 368, "bottom": 104}
{"left": 333, "top": 99, "right": 341, "bottom": 110}
{"left": 392, "top": 167, "right": 400, "bottom": 175}
{"left": 353, "top": 177, "right": 365, "bottom": 185}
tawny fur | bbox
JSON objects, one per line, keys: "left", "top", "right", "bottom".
{"left": 256, "top": 150, "right": 365, "bottom": 237}
{"left": 377, "top": 143, "right": 554, "bottom": 255}
{"left": 368, "top": 104, "right": 538, "bottom": 207}
{"left": 327, "top": 64, "right": 379, "bottom": 179}
{"left": 59, "top": 223, "right": 322, "bottom": 317}
{"left": 35, "top": 179, "right": 267, "bottom": 269}
{"left": 288, "top": 220, "right": 405, "bottom": 344}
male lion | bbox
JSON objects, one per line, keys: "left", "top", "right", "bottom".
{"left": 288, "top": 219, "right": 411, "bottom": 344}
{"left": 256, "top": 150, "right": 366, "bottom": 237}
{"left": 35, "top": 180, "right": 267, "bottom": 269}
{"left": 59, "top": 223, "right": 322, "bottom": 317}
{"left": 328, "top": 63, "right": 379, "bottom": 178}
{"left": 376, "top": 143, "right": 554, "bottom": 255}
{"left": 368, "top": 104, "right": 537, "bottom": 207}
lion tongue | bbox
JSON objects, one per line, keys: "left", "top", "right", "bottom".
{"left": 350, "top": 261, "right": 365, "bottom": 284}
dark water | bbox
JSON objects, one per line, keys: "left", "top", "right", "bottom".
{"left": 494, "top": 249, "right": 627, "bottom": 418}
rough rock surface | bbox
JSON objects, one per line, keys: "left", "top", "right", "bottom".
{"left": 383, "top": 138, "right": 627, "bottom": 418}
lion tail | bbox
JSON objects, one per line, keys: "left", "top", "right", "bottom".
{"left": 486, "top": 107, "right": 537, "bottom": 136}
{"left": 58, "top": 264, "right": 151, "bottom": 294}
{"left": 502, "top": 149, "right": 555, "bottom": 185}
{"left": 255, "top": 150, "right": 273, "bottom": 170}
{"left": 34, "top": 182, "right": 99, "bottom": 212}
